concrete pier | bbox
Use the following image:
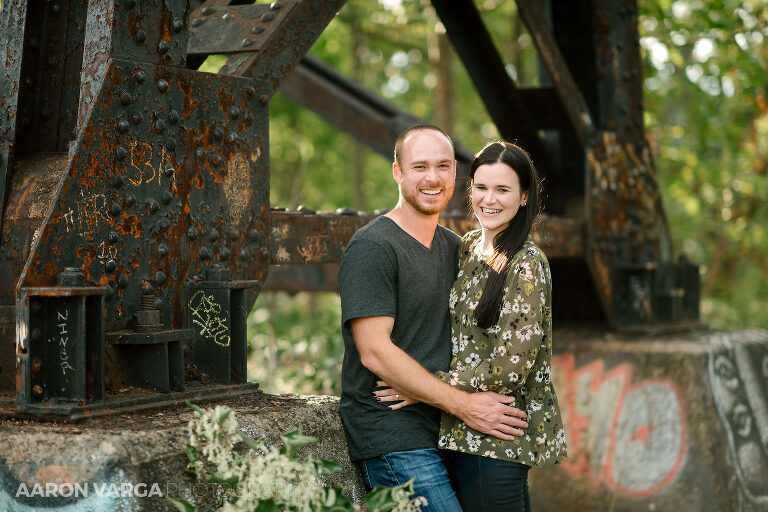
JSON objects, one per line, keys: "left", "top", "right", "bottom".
{"left": 0, "top": 328, "right": 766, "bottom": 512}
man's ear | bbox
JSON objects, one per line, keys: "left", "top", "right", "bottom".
{"left": 393, "top": 162, "right": 403, "bottom": 185}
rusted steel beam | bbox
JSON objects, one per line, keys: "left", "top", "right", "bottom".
{"left": 516, "top": 0, "right": 596, "bottom": 147}
{"left": 278, "top": 55, "right": 474, "bottom": 212}
{"left": 429, "top": 0, "right": 550, "bottom": 169}
{"left": 269, "top": 210, "right": 583, "bottom": 268}
{"left": 0, "top": 0, "right": 29, "bottom": 238}
{"left": 189, "top": 0, "right": 346, "bottom": 99}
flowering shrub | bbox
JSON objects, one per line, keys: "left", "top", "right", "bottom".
{"left": 167, "top": 403, "right": 427, "bottom": 512}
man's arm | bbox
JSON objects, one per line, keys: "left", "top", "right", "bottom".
{"left": 352, "top": 316, "right": 528, "bottom": 440}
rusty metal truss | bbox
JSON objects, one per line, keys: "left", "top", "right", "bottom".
{"left": 0, "top": 0, "right": 700, "bottom": 418}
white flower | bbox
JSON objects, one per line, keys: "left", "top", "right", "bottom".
{"left": 521, "top": 303, "right": 532, "bottom": 315}
{"left": 459, "top": 335, "right": 469, "bottom": 352}
{"left": 468, "top": 301, "right": 478, "bottom": 311}
{"left": 536, "top": 433, "right": 547, "bottom": 445}
{"left": 512, "top": 302, "right": 520, "bottom": 313}
{"left": 451, "top": 336, "right": 459, "bottom": 356}
{"left": 510, "top": 355, "right": 520, "bottom": 364}
{"left": 467, "top": 432, "right": 481, "bottom": 452}
{"left": 487, "top": 324, "right": 501, "bottom": 334}
{"left": 449, "top": 289, "right": 458, "bottom": 310}
{"left": 500, "top": 301, "right": 511, "bottom": 316}
{"left": 483, "top": 451, "right": 498, "bottom": 459}
{"left": 530, "top": 399, "right": 542, "bottom": 412}
{"left": 465, "top": 352, "right": 481, "bottom": 368}
{"left": 556, "top": 429, "right": 566, "bottom": 445}
{"left": 502, "top": 330, "right": 513, "bottom": 341}
{"left": 496, "top": 345, "right": 507, "bottom": 357}
{"left": 505, "top": 449, "right": 515, "bottom": 458}
{"left": 508, "top": 371, "right": 519, "bottom": 382}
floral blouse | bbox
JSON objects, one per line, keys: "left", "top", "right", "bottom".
{"left": 437, "top": 230, "right": 567, "bottom": 467}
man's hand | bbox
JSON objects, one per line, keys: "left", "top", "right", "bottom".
{"left": 457, "top": 392, "right": 528, "bottom": 440}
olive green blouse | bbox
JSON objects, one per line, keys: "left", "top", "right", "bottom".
{"left": 437, "top": 230, "right": 567, "bottom": 467}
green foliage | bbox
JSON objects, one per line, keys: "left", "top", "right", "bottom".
{"left": 167, "top": 405, "right": 426, "bottom": 511}
{"left": 638, "top": 0, "right": 768, "bottom": 328}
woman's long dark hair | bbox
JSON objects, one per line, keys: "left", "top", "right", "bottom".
{"left": 472, "top": 141, "right": 542, "bottom": 329}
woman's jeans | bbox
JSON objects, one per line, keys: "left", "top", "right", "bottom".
{"left": 448, "top": 451, "right": 531, "bottom": 512}
{"left": 358, "top": 447, "right": 462, "bottom": 512}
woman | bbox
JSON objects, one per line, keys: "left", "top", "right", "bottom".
{"left": 377, "top": 141, "right": 567, "bottom": 511}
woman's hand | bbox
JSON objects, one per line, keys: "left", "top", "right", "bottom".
{"left": 373, "top": 380, "right": 420, "bottom": 410}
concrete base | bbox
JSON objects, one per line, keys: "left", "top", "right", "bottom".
{"left": 0, "top": 328, "right": 766, "bottom": 512}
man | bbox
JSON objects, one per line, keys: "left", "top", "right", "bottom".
{"left": 338, "top": 124, "right": 528, "bottom": 510}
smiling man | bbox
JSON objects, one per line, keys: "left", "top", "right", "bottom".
{"left": 338, "top": 125, "right": 528, "bottom": 510}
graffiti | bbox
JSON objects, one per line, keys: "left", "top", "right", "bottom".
{"left": 54, "top": 310, "right": 75, "bottom": 376}
{"left": 127, "top": 140, "right": 176, "bottom": 190}
{"left": 552, "top": 354, "right": 686, "bottom": 496}
{"left": 708, "top": 331, "right": 768, "bottom": 506}
{"left": 188, "top": 291, "right": 230, "bottom": 347}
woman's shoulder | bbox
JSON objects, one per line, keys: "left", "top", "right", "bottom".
{"left": 515, "top": 240, "right": 548, "bottom": 265}
{"left": 460, "top": 229, "right": 482, "bottom": 245}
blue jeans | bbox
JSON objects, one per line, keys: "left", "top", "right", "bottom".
{"left": 358, "top": 447, "right": 462, "bottom": 512}
{"left": 449, "top": 451, "right": 531, "bottom": 512}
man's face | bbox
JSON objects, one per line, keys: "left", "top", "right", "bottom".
{"left": 394, "top": 130, "right": 456, "bottom": 216}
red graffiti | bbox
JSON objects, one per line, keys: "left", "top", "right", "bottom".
{"left": 552, "top": 354, "right": 687, "bottom": 496}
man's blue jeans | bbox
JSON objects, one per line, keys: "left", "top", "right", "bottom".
{"left": 358, "top": 447, "right": 462, "bottom": 512}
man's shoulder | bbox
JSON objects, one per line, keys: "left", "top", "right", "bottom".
{"left": 436, "top": 223, "right": 461, "bottom": 249}
{"left": 348, "top": 217, "right": 397, "bottom": 250}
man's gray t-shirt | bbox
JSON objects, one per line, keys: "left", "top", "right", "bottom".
{"left": 338, "top": 216, "right": 460, "bottom": 462}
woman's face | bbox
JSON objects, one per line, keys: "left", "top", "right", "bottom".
{"left": 471, "top": 162, "right": 528, "bottom": 240}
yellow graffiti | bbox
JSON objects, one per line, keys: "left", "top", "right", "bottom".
{"left": 188, "top": 290, "right": 230, "bottom": 347}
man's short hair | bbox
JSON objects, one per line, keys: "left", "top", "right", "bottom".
{"left": 393, "top": 124, "right": 455, "bottom": 167}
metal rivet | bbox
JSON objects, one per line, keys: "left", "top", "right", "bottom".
{"left": 147, "top": 198, "right": 159, "bottom": 213}
{"left": 30, "top": 328, "right": 42, "bottom": 342}
{"left": 228, "top": 133, "right": 238, "bottom": 143}
{"left": 208, "top": 228, "right": 219, "bottom": 242}
{"left": 172, "top": 19, "right": 183, "bottom": 33}
{"left": 132, "top": 113, "right": 143, "bottom": 124}
{"left": 270, "top": 2, "right": 281, "bottom": 10}
{"left": 162, "top": 190, "right": 173, "bottom": 205}
{"left": 118, "top": 274, "right": 129, "bottom": 288}
{"left": 108, "top": 231, "right": 119, "bottom": 243}
{"left": 158, "top": 79, "right": 169, "bottom": 92}
{"left": 201, "top": 6, "right": 214, "bottom": 15}
{"left": 245, "top": 86, "right": 256, "bottom": 98}
{"left": 136, "top": 70, "right": 146, "bottom": 83}
{"left": 155, "top": 119, "right": 166, "bottom": 133}
{"left": 155, "top": 271, "right": 167, "bottom": 286}
{"left": 40, "top": 108, "right": 51, "bottom": 120}
{"left": 32, "top": 385, "right": 43, "bottom": 397}
{"left": 158, "top": 243, "right": 168, "bottom": 256}
{"left": 211, "top": 154, "right": 221, "bottom": 165}
{"left": 110, "top": 202, "right": 122, "bottom": 216}
{"left": 213, "top": 127, "right": 224, "bottom": 140}
{"left": 112, "top": 175, "right": 124, "bottom": 188}
{"left": 260, "top": 247, "right": 270, "bottom": 258}
{"left": 32, "top": 357, "right": 42, "bottom": 372}
{"left": 160, "top": 218, "right": 170, "bottom": 230}
{"left": 23, "top": 77, "right": 32, "bottom": 87}
{"left": 199, "top": 246, "right": 211, "bottom": 260}
{"left": 260, "top": 94, "right": 269, "bottom": 106}
{"left": 229, "top": 106, "right": 240, "bottom": 119}
{"left": 192, "top": 18, "right": 202, "bottom": 27}
{"left": 244, "top": 112, "right": 254, "bottom": 125}
{"left": 261, "top": 13, "right": 274, "bottom": 22}
{"left": 125, "top": 193, "right": 135, "bottom": 206}
{"left": 240, "top": 248, "right": 247, "bottom": 259}
{"left": 106, "top": 259, "right": 117, "bottom": 273}
{"left": 136, "top": 30, "right": 146, "bottom": 43}
{"left": 169, "top": 110, "right": 179, "bottom": 124}
{"left": 196, "top": 147, "right": 206, "bottom": 160}
{"left": 118, "top": 119, "right": 129, "bottom": 132}
{"left": 158, "top": 41, "right": 169, "bottom": 54}
{"left": 166, "top": 137, "right": 176, "bottom": 150}
{"left": 51, "top": 3, "right": 61, "bottom": 14}
{"left": 126, "top": 0, "right": 136, "bottom": 8}
{"left": 221, "top": 247, "right": 230, "bottom": 260}
{"left": 241, "top": 38, "right": 252, "bottom": 47}
{"left": 187, "top": 227, "right": 198, "bottom": 240}
{"left": 249, "top": 229, "right": 260, "bottom": 241}
{"left": 46, "top": 56, "right": 56, "bottom": 67}
{"left": 116, "top": 146, "right": 128, "bottom": 160}
{"left": 120, "top": 92, "right": 132, "bottom": 105}
{"left": 251, "top": 26, "right": 264, "bottom": 34}
{"left": 153, "top": 298, "right": 164, "bottom": 309}
{"left": 163, "top": 162, "right": 174, "bottom": 176}
{"left": 29, "top": 38, "right": 39, "bottom": 49}
{"left": 105, "top": 284, "right": 114, "bottom": 298}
